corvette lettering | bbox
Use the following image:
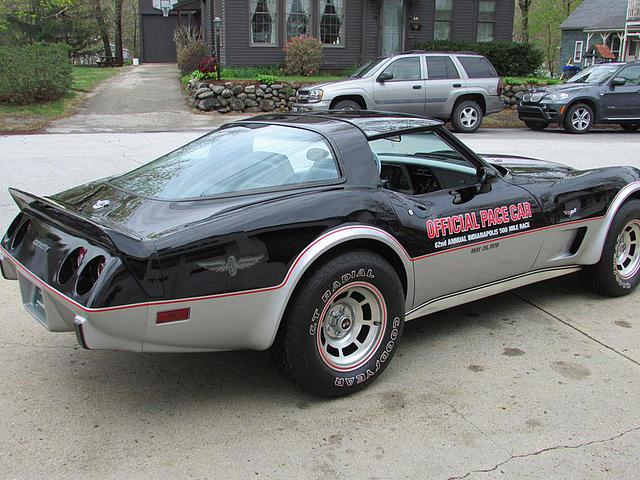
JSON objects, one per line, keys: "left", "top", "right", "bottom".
{"left": 426, "top": 202, "right": 533, "bottom": 240}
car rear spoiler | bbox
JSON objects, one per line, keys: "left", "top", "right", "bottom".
{"left": 9, "top": 188, "right": 153, "bottom": 258}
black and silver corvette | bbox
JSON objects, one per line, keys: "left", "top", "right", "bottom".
{"left": 2, "top": 112, "right": 640, "bottom": 396}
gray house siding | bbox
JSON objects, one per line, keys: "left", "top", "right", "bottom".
{"left": 560, "top": 29, "right": 587, "bottom": 68}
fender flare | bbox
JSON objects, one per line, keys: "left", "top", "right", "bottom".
{"left": 265, "top": 225, "right": 414, "bottom": 348}
{"left": 580, "top": 181, "right": 640, "bottom": 264}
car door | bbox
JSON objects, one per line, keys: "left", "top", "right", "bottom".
{"left": 373, "top": 56, "right": 426, "bottom": 114}
{"left": 424, "top": 55, "right": 466, "bottom": 119}
{"left": 371, "top": 129, "right": 546, "bottom": 308}
{"left": 600, "top": 64, "right": 640, "bottom": 120}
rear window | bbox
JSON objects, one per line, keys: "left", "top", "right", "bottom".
{"left": 426, "top": 56, "right": 460, "bottom": 80}
{"left": 110, "top": 124, "right": 340, "bottom": 199}
{"left": 457, "top": 56, "right": 497, "bottom": 78}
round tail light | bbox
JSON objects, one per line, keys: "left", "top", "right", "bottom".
{"left": 10, "top": 219, "right": 31, "bottom": 249}
{"left": 58, "top": 247, "right": 88, "bottom": 285}
{"left": 76, "top": 256, "right": 106, "bottom": 295}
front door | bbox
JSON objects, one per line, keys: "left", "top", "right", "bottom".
{"left": 381, "top": 0, "right": 404, "bottom": 56}
{"left": 601, "top": 64, "right": 640, "bottom": 120}
{"left": 373, "top": 56, "right": 426, "bottom": 114}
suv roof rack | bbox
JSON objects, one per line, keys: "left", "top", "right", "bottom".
{"left": 399, "top": 50, "right": 479, "bottom": 55}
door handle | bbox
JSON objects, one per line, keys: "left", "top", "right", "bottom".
{"left": 452, "top": 83, "right": 462, "bottom": 88}
{"left": 412, "top": 85, "right": 422, "bottom": 89}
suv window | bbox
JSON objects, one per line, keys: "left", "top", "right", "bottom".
{"left": 618, "top": 65, "right": 640, "bottom": 85}
{"left": 426, "top": 56, "right": 460, "bottom": 80}
{"left": 381, "top": 57, "right": 422, "bottom": 81}
{"left": 457, "top": 56, "right": 497, "bottom": 78}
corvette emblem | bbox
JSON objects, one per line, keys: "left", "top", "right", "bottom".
{"left": 32, "top": 239, "right": 50, "bottom": 253}
{"left": 563, "top": 207, "right": 578, "bottom": 217}
{"left": 198, "top": 255, "right": 264, "bottom": 276}
{"left": 92, "top": 200, "right": 111, "bottom": 210}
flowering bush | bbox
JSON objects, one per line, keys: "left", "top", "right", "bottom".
{"left": 283, "top": 35, "right": 323, "bottom": 76}
{"left": 198, "top": 56, "right": 218, "bottom": 74}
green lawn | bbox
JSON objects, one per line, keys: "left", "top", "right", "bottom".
{"left": 0, "top": 66, "right": 121, "bottom": 132}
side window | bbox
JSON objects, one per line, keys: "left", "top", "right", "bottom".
{"left": 381, "top": 57, "right": 422, "bottom": 81}
{"left": 458, "top": 56, "right": 497, "bottom": 79}
{"left": 618, "top": 65, "right": 640, "bottom": 85}
{"left": 426, "top": 56, "right": 460, "bottom": 80}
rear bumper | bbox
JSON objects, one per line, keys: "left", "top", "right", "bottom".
{"left": 517, "top": 102, "right": 563, "bottom": 123}
{"left": 485, "top": 95, "right": 505, "bottom": 115}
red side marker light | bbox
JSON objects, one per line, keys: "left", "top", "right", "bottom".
{"left": 156, "top": 308, "right": 191, "bottom": 324}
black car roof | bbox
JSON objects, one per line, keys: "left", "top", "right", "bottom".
{"left": 236, "top": 111, "right": 443, "bottom": 139}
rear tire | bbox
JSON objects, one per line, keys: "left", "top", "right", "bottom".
{"left": 272, "top": 250, "right": 404, "bottom": 397}
{"left": 451, "top": 100, "right": 484, "bottom": 133}
{"left": 563, "top": 103, "right": 594, "bottom": 134}
{"left": 332, "top": 99, "right": 362, "bottom": 111}
{"left": 620, "top": 123, "right": 640, "bottom": 132}
{"left": 525, "top": 121, "right": 549, "bottom": 131}
{"left": 581, "top": 200, "right": 640, "bottom": 296}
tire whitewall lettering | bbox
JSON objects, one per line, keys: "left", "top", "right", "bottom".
{"left": 272, "top": 250, "right": 404, "bottom": 397}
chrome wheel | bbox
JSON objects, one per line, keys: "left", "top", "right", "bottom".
{"left": 615, "top": 219, "right": 640, "bottom": 279}
{"left": 571, "top": 107, "right": 591, "bottom": 131}
{"left": 317, "top": 282, "right": 386, "bottom": 372}
{"left": 460, "top": 107, "right": 479, "bottom": 128}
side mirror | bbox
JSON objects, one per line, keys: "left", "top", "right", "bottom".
{"left": 610, "top": 77, "right": 626, "bottom": 88}
{"left": 377, "top": 72, "right": 393, "bottom": 83}
{"left": 477, "top": 167, "right": 497, "bottom": 193}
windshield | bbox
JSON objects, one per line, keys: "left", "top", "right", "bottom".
{"left": 110, "top": 124, "right": 340, "bottom": 199}
{"left": 567, "top": 64, "right": 620, "bottom": 84}
{"left": 350, "top": 58, "right": 386, "bottom": 78}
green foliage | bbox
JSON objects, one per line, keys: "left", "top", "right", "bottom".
{"left": 174, "top": 25, "right": 208, "bottom": 75}
{"left": 502, "top": 75, "right": 561, "bottom": 85}
{"left": 220, "top": 65, "right": 283, "bottom": 79}
{"left": 256, "top": 73, "right": 278, "bottom": 85}
{"left": 283, "top": 34, "right": 323, "bottom": 76}
{"left": 189, "top": 70, "right": 216, "bottom": 81}
{"left": 0, "top": 43, "right": 72, "bottom": 104}
{"left": 413, "top": 40, "right": 544, "bottom": 77}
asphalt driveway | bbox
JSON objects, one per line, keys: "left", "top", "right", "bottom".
{"left": 47, "top": 64, "right": 243, "bottom": 134}
{"left": 0, "top": 129, "right": 638, "bottom": 479}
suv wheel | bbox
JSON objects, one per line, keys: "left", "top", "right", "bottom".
{"left": 451, "top": 100, "right": 483, "bottom": 133}
{"left": 563, "top": 103, "right": 593, "bottom": 134}
{"left": 525, "top": 121, "right": 549, "bottom": 131}
{"left": 332, "top": 99, "right": 362, "bottom": 111}
{"left": 620, "top": 123, "right": 640, "bottom": 132}
{"left": 271, "top": 250, "right": 404, "bottom": 397}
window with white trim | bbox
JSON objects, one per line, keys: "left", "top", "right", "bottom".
{"left": 286, "top": 0, "right": 311, "bottom": 39}
{"left": 251, "top": 0, "right": 277, "bottom": 45}
{"left": 476, "top": 0, "right": 496, "bottom": 42}
{"left": 574, "top": 41, "right": 583, "bottom": 63}
{"left": 318, "top": 0, "right": 344, "bottom": 46}
{"left": 434, "top": 0, "right": 453, "bottom": 41}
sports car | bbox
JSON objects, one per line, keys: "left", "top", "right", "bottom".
{"left": 2, "top": 111, "right": 640, "bottom": 396}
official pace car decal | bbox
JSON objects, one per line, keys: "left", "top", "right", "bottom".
{"left": 426, "top": 202, "right": 534, "bottom": 250}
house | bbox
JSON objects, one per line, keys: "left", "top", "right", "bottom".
{"left": 560, "top": 0, "right": 640, "bottom": 69}
{"left": 139, "top": 0, "right": 516, "bottom": 68}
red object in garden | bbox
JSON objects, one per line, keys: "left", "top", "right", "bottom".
{"left": 198, "top": 56, "right": 218, "bottom": 74}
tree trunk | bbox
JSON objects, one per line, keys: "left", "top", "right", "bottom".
{"left": 518, "top": 0, "right": 532, "bottom": 43}
{"left": 114, "top": 0, "right": 124, "bottom": 63}
{"left": 94, "top": 0, "right": 112, "bottom": 58}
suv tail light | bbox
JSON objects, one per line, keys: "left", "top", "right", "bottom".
{"left": 497, "top": 78, "right": 504, "bottom": 97}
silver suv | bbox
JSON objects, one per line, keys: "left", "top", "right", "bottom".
{"left": 292, "top": 51, "right": 504, "bottom": 133}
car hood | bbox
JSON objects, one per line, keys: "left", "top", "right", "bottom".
{"left": 527, "top": 83, "right": 591, "bottom": 95}
{"left": 298, "top": 78, "right": 360, "bottom": 91}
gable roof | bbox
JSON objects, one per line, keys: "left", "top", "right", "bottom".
{"left": 560, "top": 0, "right": 628, "bottom": 30}
{"left": 587, "top": 44, "right": 617, "bottom": 58}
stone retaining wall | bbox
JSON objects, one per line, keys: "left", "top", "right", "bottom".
{"left": 501, "top": 83, "right": 549, "bottom": 106}
{"left": 186, "top": 79, "right": 301, "bottom": 114}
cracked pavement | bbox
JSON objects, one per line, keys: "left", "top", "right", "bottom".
{"left": 0, "top": 130, "right": 639, "bottom": 479}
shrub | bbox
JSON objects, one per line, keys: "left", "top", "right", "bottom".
{"left": 190, "top": 70, "right": 216, "bottom": 81}
{"left": 0, "top": 43, "right": 72, "bottom": 104}
{"left": 413, "top": 40, "right": 544, "bottom": 77}
{"left": 256, "top": 73, "right": 278, "bottom": 85}
{"left": 283, "top": 35, "right": 323, "bottom": 76}
{"left": 174, "top": 26, "right": 208, "bottom": 75}
{"left": 198, "top": 56, "right": 218, "bottom": 74}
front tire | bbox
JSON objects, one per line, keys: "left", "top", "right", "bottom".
{"left": 272, "top": 250, "right": 405, "bottom": 397}
{"left": 563, "top": 103, "right": 594, "bottom": 134}
{"left": 332, "top": 99, "right": 362, "bottom": 111}
{"left": 451, "top": 100, "right": 483, "bottom": 133}
{"left": 581, "top": 200, "right": 640, "bottom": 296}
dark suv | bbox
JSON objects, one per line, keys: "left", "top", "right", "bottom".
{"left": 518, "top": 62, "right": 640, "bottom": 134}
